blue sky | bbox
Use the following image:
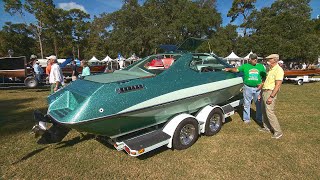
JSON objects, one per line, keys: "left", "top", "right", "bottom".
{"left": 0, "top": 0, "right": 319, "bottom": 29}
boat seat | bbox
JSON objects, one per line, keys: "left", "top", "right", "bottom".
{"left": 162, "top": 58, "right": 174, "bottom": 69}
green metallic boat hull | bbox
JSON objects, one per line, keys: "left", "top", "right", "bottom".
{"left": 47, "top": 52, "right": 243, "bottom": 138}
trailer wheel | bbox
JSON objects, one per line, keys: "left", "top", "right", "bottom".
{"left": 172, "top": 117, "right": 199, "bottom": 150}
{"left": 24, "top": 76, "right": 38, "bottom": 88}
{"left": 204, "top": 108, "right": 223, "bottom": 136}
{"left": 297, "top": 79, "right": 303, "bottom": 85}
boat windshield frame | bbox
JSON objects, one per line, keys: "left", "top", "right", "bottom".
{"left": 123, "top": 53, "right": 182, "bottom": 75}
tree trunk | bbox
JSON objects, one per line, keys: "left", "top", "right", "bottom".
{"left": 77, "top": 44, "right": 80, "bottom": 59}
{"left": 36, "top": 23, "right": 44, "bottom": 59}
{"left": 54, "top": 37, "right": 58, "bottom": 56}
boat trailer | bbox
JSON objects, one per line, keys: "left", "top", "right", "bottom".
{"left": 284, "top": 76, "right": 320, "bottom": 85}
{"left": 112, "top": 99, "right": 242, "bottom": 157}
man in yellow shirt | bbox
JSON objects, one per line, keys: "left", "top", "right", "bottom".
{"left": 259, "top": 54, "right": 284, "bottom": 139}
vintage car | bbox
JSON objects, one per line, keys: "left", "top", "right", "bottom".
{"left": 0, "top": 56, "right": 41, "bottom": 87}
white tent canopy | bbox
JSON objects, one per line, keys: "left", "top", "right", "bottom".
{"left": 244, "top": 51, "right": 263, "bottom": 60}
{"left": 225, "top": 51, "right": 241, "bottom": 60}
{"left": 244, "top": 51, "right": 254, "bottom": 59}
{"left": 101, "top": 55, "right": 113, "bottom": 62}
{"left": 89, "top": 56, "right": 100, "bottom": 63}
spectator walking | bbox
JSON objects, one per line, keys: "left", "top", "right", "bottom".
{"left": 45, "top": 59, "right": 52, "bottom": 76}
{"left": 71, "top": 60, "right": 79, "bottom": 81}
{"left": 48, "top": 55, "right": 64, "bottom": 94}
{"left": 81, "top": 60, "right": 91, "bottom": 77}
{"left": 31, "top": 55, "right": 43, "bottom": 83}
{"left": 259, "top": 54, "right": 284, "bottom": 139}
{"left": 225, "top": 53, "right": 266, "bottom": 123}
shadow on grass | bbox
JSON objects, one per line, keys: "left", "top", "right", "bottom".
{"left": 224, "top": 116, "right": 233, "bottom": 124}
{"left": 95, "top": 136, "right": 117, "bottom": 150}
{"left": 55, "top": 134, "right": 95, "bottom": 149}
{"left": 0, "top": 97, "right": 48, "bottom": 136}
{"left": 11, "top": 146, "right": 49, "bottom": 165}
{"left": 0, "top": 85, "right": 50, "bottom": 90}
{"left": 236, "top": 105, "right": 263, "bottom": 127}
{"left": 137, "top": 146, "right": 169, "bottom": 160}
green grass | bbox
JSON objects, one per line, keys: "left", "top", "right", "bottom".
{"left": 1, "top": 82, "right": 320, "bottom": 179}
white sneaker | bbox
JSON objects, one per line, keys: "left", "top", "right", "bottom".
{"left": 271, "top": 132, "right": 283, "bottom": 139}
{"left": 258, "top": 127, "right": 271, "bottom": 133}
{"left": 244, "top": 120, "right": 250, "bottom": 124}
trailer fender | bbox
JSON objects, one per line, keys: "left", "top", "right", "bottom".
{"left": 162, "top": 113, "right": 196, "bottom": 148}
{"left": 195, "top": 105, "right": 215, "bottom": 133}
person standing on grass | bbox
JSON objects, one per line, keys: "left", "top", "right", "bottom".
{"left": 31, "top": 55, "right": 42, "bottom": 83}
{"left": 225, "top": 53, "right": 266, "bottom": 124}
{"left": 258, "top": 54, "right": 284, "bottom": 139}
{"left": 33, "top": 60, "right": 43, "bottom": 83}
{"left": 48, "top": 55, "right": 64, "bottom": 94}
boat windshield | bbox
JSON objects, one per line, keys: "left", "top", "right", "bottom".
{"left": 190, "top": 54, "right": 231, "bottom": 72}
{"left": 123, "top": 54, "right": 182, "bottom": 75}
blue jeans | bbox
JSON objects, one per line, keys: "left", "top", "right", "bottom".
{"left": 35, "top": 73, "right": 42, "bottom": 82}
{"left": 243, "top": 85, "right": 262, "bottom": 122}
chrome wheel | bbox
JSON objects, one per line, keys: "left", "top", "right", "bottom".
{"left": 179, "top": 124, "right": 196, "bottom": 145}
{"left": 209, "top": 114, "right": 221, "bottom": 132}
{"left": 204, "top": 108, "right": 223, "bottom": 136}
{"left": 24, "top": 77, "right": 38, "bottom": 88}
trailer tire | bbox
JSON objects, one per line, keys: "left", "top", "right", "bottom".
{"left": 172, "top": 117, "right": 199, "bottom": 150}
{"left": 204, "top": 108, "right": 223, "bottom": 136}
{"left": 24, "top": 76, "right": 38, "bottom": 88}
{"left": 297, "top": 79, "right": 303, "bottom": 85}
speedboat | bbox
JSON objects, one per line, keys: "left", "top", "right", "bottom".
{"left": 284, "top": 68, "right": 320, "bottom": 77}
{"left": 34, "top": 38, "right": 243, "bottom": 140}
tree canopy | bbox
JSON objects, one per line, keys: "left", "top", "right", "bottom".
{"left": 0, "top": 0, "right": 319, "bottom": 63}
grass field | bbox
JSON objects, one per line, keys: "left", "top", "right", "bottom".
{"left": 1, "top": 82, "right": 320, "bottom": 179}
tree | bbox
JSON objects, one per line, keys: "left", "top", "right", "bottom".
{"left": 67, "top": 9, "right": 90, "bottom": 59}
{"left": 3, "top": 0, "right": 57, "bottom": 58}
{"left": 227, "top": 0, "right": 256, "bottom": 36}
{"left": 0, "top": 22, "right": 36, "bottom": 57}
{"left": 89, "top": 0, "right": 222, "bottom": 57}
{"left": 245, "top": 0, "right": 318, "bottom": 62}
{"left": 199, "top": 24, "right": 238, "bottom": 56}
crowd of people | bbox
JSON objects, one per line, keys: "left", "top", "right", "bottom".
{"left": 29, "top": 54, "right": 91, "bottom": 93}
{"left": 285, "top": 62, "right": 320, "bottom": 70}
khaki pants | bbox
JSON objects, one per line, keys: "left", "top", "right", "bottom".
{"left": 262, "top": 90, "right": 282, "bottom": 134}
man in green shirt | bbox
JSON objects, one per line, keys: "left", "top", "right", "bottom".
{"left": 225, "top": 53, "right": 266, "bottom": 123}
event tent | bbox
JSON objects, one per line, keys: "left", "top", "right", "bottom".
{"left": 225, "top": 51, "right": 243, "bottom": 66}
{"left": 88, "top": 56, "right": 100, "bottom": 65}
{"left": 225, "top": 51, "right": 241, "bottom": 60}
{"left": 101, "top": 55, "right": 113, "bottom": 62}
{"left": 244, "top": 51, "right": 254, "bottom": 59}
{"left": 243, "top": 51, "right": 263, "bottom": 60}
{"left": 89, "top": 56, "right": 99, "bottom": 62}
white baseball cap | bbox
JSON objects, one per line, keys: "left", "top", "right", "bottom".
{"left": 46, "top": 55, "right": 57, "bottom": 60}
{"left": 30, "top": 54, "right": 37, "bottom": 59}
